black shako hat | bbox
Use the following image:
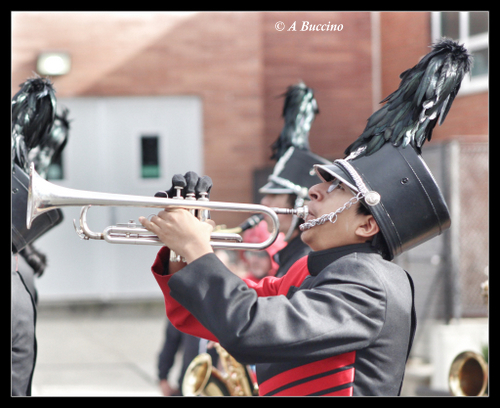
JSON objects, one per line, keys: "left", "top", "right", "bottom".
{"left": 313, "top": 39, "right": 472, "bottom": 260}
{"left": 260, "top": 146, "right": 331, "bottom": 199}
{"left": 315, "top": 143, "right": 451, "bottom": 260}
{"left": 260, "top": 81, "right": 331, "bottom": 201}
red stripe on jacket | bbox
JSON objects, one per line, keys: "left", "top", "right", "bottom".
{"left": 259, "top": 351, "right": 356, "bottom": 396}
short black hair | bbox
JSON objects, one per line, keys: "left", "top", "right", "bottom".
{"left": 356, "top": 201, "right": 371, "bottom": 216}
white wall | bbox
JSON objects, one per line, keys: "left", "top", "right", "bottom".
{"left": 34, "top": 96, "right": 203, "bottom": 302}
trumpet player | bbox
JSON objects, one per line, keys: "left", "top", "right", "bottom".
{"left": 140, "top": 141, "right": 448, "bottom": 396}
{"left": 140, "top": 162, "right": 411, "bottom": 396}
{"left": 140, "top": 40, "right": 469, "bottom": 396}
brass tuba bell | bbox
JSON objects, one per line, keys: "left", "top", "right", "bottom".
{"left": 182, "top": 343, "right": 258, "bottom": 396}
{"left": 448, "top": 351, "right": 488, "bottom": 396}
{"left": 181, "top": 353, "right": 231, "bottom": 396}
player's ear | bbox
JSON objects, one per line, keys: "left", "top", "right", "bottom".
{"left": 355, "top": 214, "right": 379, "bottom": 239}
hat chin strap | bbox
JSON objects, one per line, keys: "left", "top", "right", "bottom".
{"left": 300, "top": 192, "right": 364, "bottom": 231}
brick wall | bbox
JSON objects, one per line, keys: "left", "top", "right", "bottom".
{"left": 12, "top": 11, "right": 375, "bottom": 227}
{"left": 261, "top": 12, "right": 373, "bottom": 162}
{"left": 12, "top": 12, "right": 266, "bottom": 227}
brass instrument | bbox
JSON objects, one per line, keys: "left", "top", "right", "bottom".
{"left": 448, "top": 351, "right": 488, "bottom": 396}
{"left": 27, "top": 163, "right": 308, "bottom": 252}
{"left": 182, "top": 343, "right": 258, "bottom": 396}
{"left": 448, "top": 271, "right": 488, "bottom": 396}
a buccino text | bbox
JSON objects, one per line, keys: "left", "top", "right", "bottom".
{"left": 288, "top": 21, "right": 343, "bottom": 31}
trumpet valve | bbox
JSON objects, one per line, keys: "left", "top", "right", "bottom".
{"left": 197, "top": 192, "right": 210, "bottom": 222}
{"left": 170, "top": 186, "right": 186, "bottom": 262}
{"left": 185, "top": 192, "right": 197, "bottom": 216}
{"left": 174, "top": 186, "right": 184, "bottom": 199}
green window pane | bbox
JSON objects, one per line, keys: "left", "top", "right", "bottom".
{"left": 141, "top": 135, "right": 160, "bottom": 178}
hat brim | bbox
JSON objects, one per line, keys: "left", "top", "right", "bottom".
{"left": 313, "top": 163, "right": 359, "bottom": 193}
{"left": 258, "top": 181, "right": 297, "bottom": 195}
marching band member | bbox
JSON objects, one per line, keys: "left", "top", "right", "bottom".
{"left": 140, "top": 39, "right": 471, "bottom": 396}
{"left": 11, "top": 76, "right": 70, "bottom": 396}
{"left": 240, "top": 221, "right": 286, "bottom": 282}
{"left": 259, "top": 82, "right": 331, "bottom": 277}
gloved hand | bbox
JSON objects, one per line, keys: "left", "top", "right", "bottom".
{"left": 155, "top": 171, "right": 213, "bottom": 200}
{"left": 141, "top": 171, "right": 215, "bottom": 264}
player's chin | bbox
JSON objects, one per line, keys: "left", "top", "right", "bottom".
{"left": 300, "top": 227, "right": 314, "bottom": 247}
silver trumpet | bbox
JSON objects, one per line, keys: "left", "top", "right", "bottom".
{"left": 27, "top": 163, "right": 308, "bottom": 252}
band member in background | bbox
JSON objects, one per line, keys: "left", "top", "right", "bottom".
{"left": 240, "top": 221, "right": 286, "bottom": 282}
{"left": 11, "top": 76, "right": 71, "bottom": 396}
{"left": 140, "top": 40, "right": 470, "bottom": 395}
{"left": 259, "top": 82, "right": 331, "bottom": 277}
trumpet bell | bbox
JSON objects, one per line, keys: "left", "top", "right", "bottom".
{"left": 449, "top": 351, "right": 488, "bottom": 396}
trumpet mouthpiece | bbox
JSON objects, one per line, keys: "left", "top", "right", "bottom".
{"left": 273, "top": 206, "right": 308, "bottom": 219}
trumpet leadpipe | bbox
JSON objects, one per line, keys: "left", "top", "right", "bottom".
{"left": 221, "top": 206, "right": 309, "bottom": 235}
{"left": 102, "top": 225, "right": 244, "bottom": 246}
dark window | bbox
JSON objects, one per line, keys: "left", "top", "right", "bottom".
{"left": 440, "top": 11, "right": 459, "bottom": 39}
{"left": 141, "top": 135, "right": 160, "bottom": 178}
{"left": 439, "top": 12, "right": 488, "bottom": 79}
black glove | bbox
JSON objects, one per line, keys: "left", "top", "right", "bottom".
{"left": 155, "top": 171, "right": 213, "bottom": 200}
{"left": 20, "top": 243, "right": 47, "bottom": 277}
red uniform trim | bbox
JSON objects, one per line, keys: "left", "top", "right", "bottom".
{"left": 243, "top": 255, "right": 310, "bottom": 297}
{"left": 323, "top": 386, "right": 354, "bottom": 396}
{"left": 152, "top": 247, "right": 218, "bottom": 341}
{"left": 259, "top": 351, "right": 356, "bottom": 396}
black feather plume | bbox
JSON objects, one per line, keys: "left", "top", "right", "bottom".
{"left": 270, "top": 81, "right": 319, "bottom": 160}
{"left": 29, "top": 107, "right": 71, "bottom": 178}
{"left": 345, "top": 39, "right": 473, "bottom": 157}
{"left": 12, "top": 76, "right": 57, "bottom": 151}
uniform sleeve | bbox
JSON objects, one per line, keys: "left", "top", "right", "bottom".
{"left": 151, "top": 247, "right": 284, "bottom": 341}
{"left": 151, "top": 247, "right": 218, "bottom": 341}
{"left": 168, "top": 252, "right": 387, "bottom": 365}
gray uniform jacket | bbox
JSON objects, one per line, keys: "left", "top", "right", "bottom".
{"left": 156, "top": 242, "right": 415, "bottom": 396}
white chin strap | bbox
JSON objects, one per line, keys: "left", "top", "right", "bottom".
{"left": 299, "top": 191, "right": 364, "bottom": 231}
